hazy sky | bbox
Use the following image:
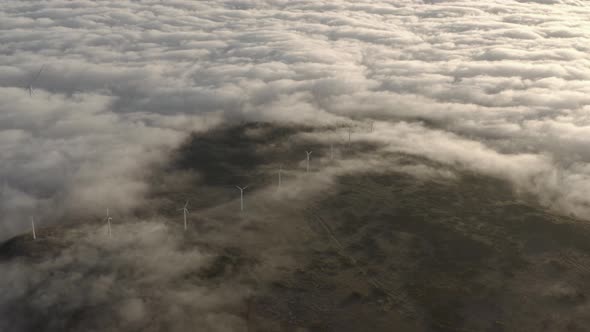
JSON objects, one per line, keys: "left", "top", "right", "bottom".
{"left": 1, "top": 0, "right": 590, "bottom": 239}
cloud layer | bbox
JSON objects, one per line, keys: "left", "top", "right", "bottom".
{"left": 2, "top": 0, "right": 590, "bottom": 239}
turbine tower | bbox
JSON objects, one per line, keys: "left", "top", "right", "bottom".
{"left": 31, "top": 216, "right": 37, "bottom": 240}
{"left": 236, "top": 186, "right": 248, "bottom": 212}
{"left": 306, "top": 151, "right": 312, "bottom": 173}
{"left": 178, "top": 200, "right": 189, "bottom": 231}
{"left": 104, "top": 208, "right": 113, "bottom": 237}
{"left": 330, "top": 144, "right": 334, "bottom": 161}
{"left": 348, "top": 126, "right": 353, "bottom": 145}
{"left": 277, "top": 165, "right": 283, "bottom": 190}
{"left": 27, "top": 65, "right": 45, "bottom": 97}
{"left": 369, "top": 121, "right": 374, "bottom": 133}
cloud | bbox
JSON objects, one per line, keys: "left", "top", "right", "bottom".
{"left": 2, "top": 2, "right": 590, "bottom": 328}
{"left": 1, "top": 0, "right": 590, "bottom": 257}
{"left": 0, "top": 221, "right": 252, "bottom": 332}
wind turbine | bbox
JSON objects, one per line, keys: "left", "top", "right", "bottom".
{"left": 104, "top": 208, "right": 113, "bottom": 237}
{"left": 369, "top": 121, "right": 374, "bottom": 133}
{"left": 347, "top": 126, "right": 353, "bottom": 145}
{"left": 277, "top": 165, "right": 283, "bottom": 190}
{"left": 31, "top": 216, "right": 37, "bottom": 240}
{"left": 178, "top": 200, "right": 189, "bottom": 231}
{"left": 330, "top": 144, "right": 334, "bottom": 161}
{"left": 236, "top": 186, "right": 248, "bottom": 212}
{"left": 27, "top": 65, "right": 45, "bottom": 97}
{"left": 306, "top": 151, "right": 312, "bottom": 172}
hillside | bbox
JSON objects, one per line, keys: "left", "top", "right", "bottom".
{"left": 2, "top": 123, "right": 590, "bottom": 332}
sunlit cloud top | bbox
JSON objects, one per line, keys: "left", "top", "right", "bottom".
{"left": 1, "top": 0, "right": 590, "bottom": 239}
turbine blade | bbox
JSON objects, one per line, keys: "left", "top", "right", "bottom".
{"left": 32, "top": 65, "right": 45, "bottom": 84}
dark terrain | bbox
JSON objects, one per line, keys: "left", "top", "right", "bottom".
{"left": 2, "top": 123, "right": 590, "bottom": 332}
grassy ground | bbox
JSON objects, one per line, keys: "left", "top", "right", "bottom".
{"left": 255, "top": 167, "right": 590, "bottom": 331}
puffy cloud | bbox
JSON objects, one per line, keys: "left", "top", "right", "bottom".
{"left": 1, "top": 0, "right": 590, "bottom": 237}
{"left": 0, "top": 221, "right": 252, "bottom": 332}
{"left": 3, "top": 2, "right": 590, "bottom": 328}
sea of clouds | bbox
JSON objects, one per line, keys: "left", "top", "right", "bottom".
{"left": 1, "top": 0, "right": 590, "bottom": 240}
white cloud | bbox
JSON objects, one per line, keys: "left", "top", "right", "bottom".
{"left": 1, "top": 0, "right": 590, "bottom": 238}
{"left": 4, "top": 1, "right": 590, "bottom": 330}
{"left": 0, "top": 221, "right": 251, "bottom": 332}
